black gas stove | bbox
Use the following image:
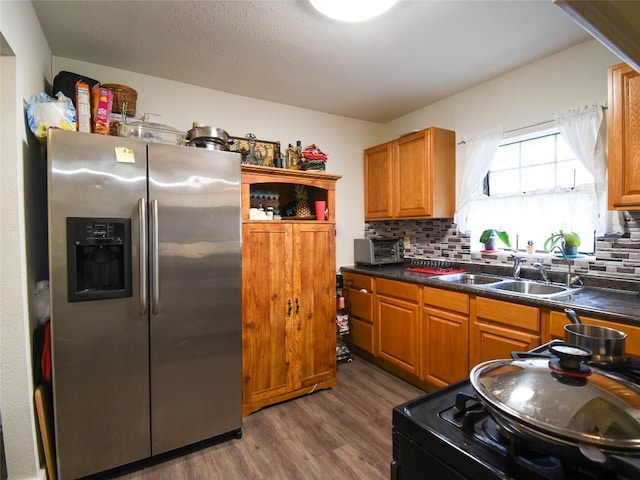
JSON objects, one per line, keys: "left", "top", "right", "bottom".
{"left": 391, "top": 342, "right": 640, "bottom": 480}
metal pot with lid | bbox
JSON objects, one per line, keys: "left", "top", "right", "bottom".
{"left": 185, "top": 123, "right": 230, "bottom": 150}
{"left": 470, "top": 344, "right": 640, "bottom": 468}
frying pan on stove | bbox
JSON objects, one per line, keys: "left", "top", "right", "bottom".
{"left": 470, "top": 343, "right": 640, "bottom": 474}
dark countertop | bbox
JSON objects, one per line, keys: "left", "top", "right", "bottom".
{"left": 340, "top": 262, "right": 640, "bottom": 327}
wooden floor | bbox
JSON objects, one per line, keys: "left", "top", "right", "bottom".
{"left": 104, "top": 357, "right": 424, "bottom": 480}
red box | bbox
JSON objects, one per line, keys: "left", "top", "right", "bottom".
{"left": 91, "top": 86, "right": 113, "bottom": 135}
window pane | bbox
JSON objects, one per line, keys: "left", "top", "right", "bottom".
{"left": 521, "top": 135, "right": 554, "bottom": 167}
{"left": 476, "top": 130, "right": 597, "bottom": 254}
{"left": 521, "top": 165, "right": 551, "bottom": 191}
{"left": 489, "top": 170, "right": 519, "bottom": 195}
{"left": 492, "top": 143, "right": 519, "bottom": 170}
{"left": 556, "top": 136, "right": 575, "bottom": 161}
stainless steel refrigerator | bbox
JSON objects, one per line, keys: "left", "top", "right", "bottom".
{"left": 47, "top": 129, "right": 242, "bottom": 480}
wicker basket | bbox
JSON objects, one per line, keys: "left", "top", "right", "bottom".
{"left": 102, "top": 83, "right": 137, "bottom": 117}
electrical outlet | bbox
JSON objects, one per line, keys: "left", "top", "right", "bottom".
{"left": 403, "top": 236, "right": 411, "bottom": 249}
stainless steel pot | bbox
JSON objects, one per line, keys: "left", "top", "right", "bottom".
{"left": 564, "top": 308, "right": 627, "bottom": 366}
{"left": 185, "top": 124, "right": 230, "bottom": 150}
{"left": 470, "top": 345, "right": 640, "bottom": 468}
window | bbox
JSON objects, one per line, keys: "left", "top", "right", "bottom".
{"left": 472, "top": 128, "right": 596, "bottom": 254}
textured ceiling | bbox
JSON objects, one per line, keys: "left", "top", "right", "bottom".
{"left": 31, "top": 0, "right": 593, "bottom": 123}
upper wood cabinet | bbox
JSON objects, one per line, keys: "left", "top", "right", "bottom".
{"left": 608, "top": 62, "right": 640, "bottom": 210}
{"left": 364, "top": 142, "right": 393, "bottom": 219}
{"left": 364, "top": 127, "right": 456, "bottom": 220}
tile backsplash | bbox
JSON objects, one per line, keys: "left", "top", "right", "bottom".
{"left": 364, "top": 211, "right": 640, "bottom": 280}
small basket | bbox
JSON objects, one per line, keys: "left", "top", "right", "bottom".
{"left": 102, "top": 83, "right": 137, "bottom": 117}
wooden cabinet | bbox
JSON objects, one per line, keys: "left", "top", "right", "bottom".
{"left": 421, "top": 287, "right": 469, "bottom": 389}
{"left": 470, "top": 297, "right": 540, "bottom": 366}
{"left": 342, "top": 272, "right": 375, "bottom": 354}
{"left": 375, "top": 279, "right": 420, "bottom": 376}
{"left": 546, "top": 309, "right": 640, "bottom": 358}
{"left": 608, "top": 62, "right": 640, "bottom": 210}
{"left": 363, "top": 143, "right": 393, "bottom": 219}
{"left": 364, "top": 127, "right": 456, "bottom": 220}
{"left": 241, "top": 166, "right": 340, "bottom": 416}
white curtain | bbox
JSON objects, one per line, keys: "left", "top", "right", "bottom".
{"left": 554, "top": 104, "right": 624, "bottom": 234}
{"left": 454, "top": 128, "right": 504, "bottom": 233}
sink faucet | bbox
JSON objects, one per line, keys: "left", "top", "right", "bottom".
{"left": 533, "top": 262, "right": 550, "bottom": 284}
{"left": 511, "top": 253, "right": 526, "bottom": 280}
{"left": 550, "top": 245, "right": 581, "bottom": 287}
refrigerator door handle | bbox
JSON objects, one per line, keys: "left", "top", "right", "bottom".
{"left": 150, "top": 198, "right": 160, "bottom": 315}
{"left": 139, "top": 198, "right": 148, "bottom": 315}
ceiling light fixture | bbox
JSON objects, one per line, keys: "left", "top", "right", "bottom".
{"left": 310, "top": 0, "right": 398, "bottom": 22}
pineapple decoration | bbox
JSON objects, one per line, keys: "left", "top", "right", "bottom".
{"left": 294, "top": 185, "right": 311, "bottom": 217}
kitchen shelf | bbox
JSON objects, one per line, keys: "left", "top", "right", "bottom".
{"left": 241, "top": 165, "right": 341, "bottom": 222}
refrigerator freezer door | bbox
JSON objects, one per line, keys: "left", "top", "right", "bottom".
{"left": 48, "top": 130, "right": 150, "bottom": 480}
{"left": 147, "top": 143, "right": 242, "bottom": 454}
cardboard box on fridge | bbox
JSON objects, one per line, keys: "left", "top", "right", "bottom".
{"left": 75, "top": 81, "right": 91, "bottom": 133}
{"left": 91, "top": 86, "right": 113, "bottom": 135}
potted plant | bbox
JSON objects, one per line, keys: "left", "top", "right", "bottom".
{"left": 543, "top": 230, "right": 580, "bottom": 256}
{"left": 479, "top": 229, "right": 512, "bottom": 251}
{"left": 526, "top": 240, "right": 536, "bottom": 254}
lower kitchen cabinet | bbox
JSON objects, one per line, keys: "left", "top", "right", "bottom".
{"left": 242, "top": 221, "right": 337, "bottom": 415}
{"left": 546, "top": 309, "right": 640, "bottom": 358}
{"left": 375, "top": 278, "right": 420, "bottom": 376}
{"left": 470, "top": 297, "right": 540, "bottom": 366}
{"left": 342, "top": 272, "right": 375, "bottom": 354}
{"left": 421, "top": 287, "right": 469, "bottom": 388}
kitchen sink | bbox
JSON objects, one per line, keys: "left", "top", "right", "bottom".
{"left": 487, "top": 280, "right": 570, "bottom": 297}
{"left": 434, "top": 273, "right": 503, "bottom": 285}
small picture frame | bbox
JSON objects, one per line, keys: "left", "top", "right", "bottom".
{"left": 230, "top": 133, "right": 279, "bottom": 166}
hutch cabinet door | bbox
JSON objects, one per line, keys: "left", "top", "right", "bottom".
{"left": 242, "top": 222, "right": 294, "bottom": 404}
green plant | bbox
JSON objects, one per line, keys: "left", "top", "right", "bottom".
{"left": 479, "top": 229, "right": 512, "bottom": 248}
{"left": 527, "top": 239, "right": 535, "bottom": 246}
{"left": 543, "top": 230, "right": 580, "bottom": 251}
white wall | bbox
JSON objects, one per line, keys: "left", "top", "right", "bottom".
{"left": 384, "top": 40, "right": 621, "bottom": 202}
{"left": 0, "top": 1, "right": 52, "bottom": 479}
{"left": 52, "top": 57, "right": 386, "bottom": 270}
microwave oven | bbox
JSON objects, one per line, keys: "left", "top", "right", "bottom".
{"left": 354, "top": 238, "right": 404, "bottom": 266}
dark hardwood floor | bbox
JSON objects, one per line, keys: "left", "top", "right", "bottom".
{"left": 106, "top": 356, "right": 424, "bottom": 480}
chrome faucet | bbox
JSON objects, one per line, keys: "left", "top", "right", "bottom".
{"left": 550, "top": 245, "right": 581, "bottom": 287}
{"left": 511, "top": 253, "right": 526, "bottom": 279}
{"left": 533, "top": 262, "right": 550, "bottom": 284}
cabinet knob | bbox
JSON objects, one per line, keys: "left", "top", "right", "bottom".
{"left": 295, "top": 298, "right": 300, "bottom": 314}
{"left": 287, "top": 299, "right": 292, "bottom": 316}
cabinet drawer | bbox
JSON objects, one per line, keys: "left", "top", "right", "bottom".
{"left": 473, "top": 321, "right": 540, "bottom": 364}
{"left": 376, "top": 278, "right": 419, "bottom": 302}
{"left": 549, "top": 310, "right": 640, "bottom": 358}
{"left": 423, "top": 286, "right": 469, "bottom": 314}
{"left": 344, "top": 288, "right": 373, "bottom": 322}
{"left": 549, "top": 310, "right": 568, "bottom": 339}
{"left": 349, "top": 317, "right": 374, "bottom": 353}
{"left": 342, "top": 272, "right": 374, "bottom": 292}
{"left": 476, "top": 297, "right": 539, "bottom": 333}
